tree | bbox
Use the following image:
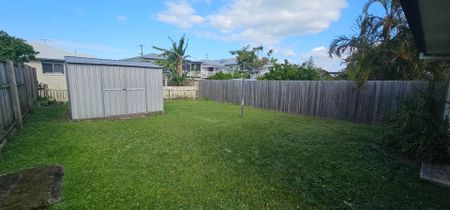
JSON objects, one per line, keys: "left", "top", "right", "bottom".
{"left": 0, "top": 31, "right": 38, "bottom": 63}
{"left": 258, "top": 60, "right": 319, "bottom": 80}
{"left": 153, "top": 35, "right": 189, "bottom": 85}
{"left": 207, "top": 72, "right": 250, "bottom": 80}
{"left": 326, "top": 0, "right": 449, "bottom": 85}
{"left": 230, "top": 45, "right": 275, "bottom": 75}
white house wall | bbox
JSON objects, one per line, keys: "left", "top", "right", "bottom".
{"left": 27, "top": 60, "right": 67, "bottom": 90}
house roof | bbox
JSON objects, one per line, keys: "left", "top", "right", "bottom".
{"left": 29, "top": 42, "right": 94, "bottom": 60}
{"left": 122, "top": 53, "right": 165, "bottom": 62}
{"left": 142, "top": 53, "right": 165, "bottom": 60}
{"left": 220, "top": 58, "right": 238, "bottom": 66}
{"left": 400, "top": 0, "right": 450, "bottom": 58}
{"left": 197, "top": 59, "right": 222, "bottom": 66}
{"left": 65, "top": 56, "right": 162, "bottom": 68}
{"left": 197, "top": 58, "right": 237, "bottom": 66}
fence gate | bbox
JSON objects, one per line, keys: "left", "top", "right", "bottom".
{"left": 102, "top": 68, "right": 146, "bottom": 116}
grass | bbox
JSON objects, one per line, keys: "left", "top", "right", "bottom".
{"left": 0, "top": 100, "right": 449, "bottom": 209}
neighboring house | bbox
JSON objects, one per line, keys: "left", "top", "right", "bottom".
{"left": 196, "top": 59, "right": 224, "bottom": 78}
{"left": 253, "top": 63, "right": 274, "bottom": 79}
{"left": 123, "top": 53, "right": 202, "bottom": 73}
{"left": 197, "top": 58, "right": 274, "bottom": 79}
{"left": 122, "top": 53, "right": 165, "bottom": 63}
{"left": 122, "top": 54, "right": 273, "bottom": 79}
{"left": 123, "top": 54, "right": 242, "bottom": 79}
{"left": 196, "top": 58, "right": 240, "bottom": 78}
{"left": 26, "top": 42, "right": 93, "bottom": 90}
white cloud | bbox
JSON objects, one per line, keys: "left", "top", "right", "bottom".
{"left": 116, "top": 15, "right": 128, "bottom": 22}
{"left": 300, "top": 46, "right": 346, "bottom": 72}
{"left": 276, "top": 48, "right": 297, "bottom": 57}
{"left": 156, "top": 1, "right": 204, "bottom": 28}
{"left": 207, "top": 0, "right": 347, "bottom": 44}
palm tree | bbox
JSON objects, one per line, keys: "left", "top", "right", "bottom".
{"left": 328, "top": 15, "right": 380, "bottom": 58}
{"left": 153, "top": 35, "right": 189, "bottom": 78}
{"left": 329, "top": 0, "right": 405, "bottom": 58}
{"left": 362, "top": 0, "right": 406, "bottom": 42}
{"left": 328, "top": 0, "right": 423, "bottom": 85}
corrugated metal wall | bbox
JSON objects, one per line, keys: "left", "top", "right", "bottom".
{"left": 66, "top": 63, "right": 163, "bottom": 120}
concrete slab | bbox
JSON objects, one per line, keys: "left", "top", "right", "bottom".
{"left": 420, "top": 163, "right": 450, "bottom": 188}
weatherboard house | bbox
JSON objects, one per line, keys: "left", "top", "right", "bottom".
{"left": 26, "top": 42, "right": 93, "bottom": 90}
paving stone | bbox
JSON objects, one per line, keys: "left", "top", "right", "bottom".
{"left": 0, "top": 165, "right": 64, "bottom": 210}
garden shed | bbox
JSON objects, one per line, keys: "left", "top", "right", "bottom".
{"left": 64, "top": 56, "right": 163, "bottom": 120}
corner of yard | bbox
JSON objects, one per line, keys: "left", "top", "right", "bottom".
{"left": 0, "top": 100, "right": 449, "bottom": 209}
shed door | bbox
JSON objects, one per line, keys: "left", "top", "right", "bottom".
{"left": 125, "top": 68, "right": 146, "bottom": 114}
{"left": 102, "top": 68, "right": 146, "bottom": 116}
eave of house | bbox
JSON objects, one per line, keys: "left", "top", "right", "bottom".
{"left": 400, "top": 0, "right": 450, "bottom": 59}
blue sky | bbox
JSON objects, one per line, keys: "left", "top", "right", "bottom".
{"left": 0, "top": 0, "right": 369, "bottom": 71}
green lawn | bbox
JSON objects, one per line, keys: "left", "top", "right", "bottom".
{"left": 0, "top": 100, "right": 449, "bottom": 209}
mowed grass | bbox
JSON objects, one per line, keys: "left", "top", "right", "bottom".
{"left": 0, "top": 100, "right": 449, "bottom": 209}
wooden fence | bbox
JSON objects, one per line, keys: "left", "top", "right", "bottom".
{"left": 36, "top": 85, "right": 199, "bottom": 101}
{"left": 163, "top": 86, "right": 198, "bottom": 99}
{"left": 0, "top": 60, "right": 38, "bottom": 152}
{"left": 38, "top": 84, "right": 69, "bottom": 101}
{"left": 199, "top": 80, "right": 444, "bottom": 124}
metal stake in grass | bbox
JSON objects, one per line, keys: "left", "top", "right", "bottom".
{"left": 239, "top": 62, "right": 257, "bottom": 119}
{"left": 240, "top": 78, "right": 245, "bottom": 118}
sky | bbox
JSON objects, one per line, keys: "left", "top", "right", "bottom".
{"left": 0, "top": 0, "right": 369, "bottom": 72}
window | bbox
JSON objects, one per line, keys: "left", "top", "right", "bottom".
{"left": 207, "top": 67, "right": 214, "bottom": 72}
{"left": 185, "top": 63, "right": 191, "bottom": 71}
{"left": 42, "top": 62, "right": 64, "bottom": 74}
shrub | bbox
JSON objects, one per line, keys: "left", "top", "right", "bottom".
{"left": 208, "top": 72, "right": 250, "bottom": 80}
{"left": 258, "top": 60, "right": 320, "bottom": 80}
{"left": 384, "top": 82, "right": 450, "bottom": 164}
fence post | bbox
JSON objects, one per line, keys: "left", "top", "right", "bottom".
{"left": 26, "top": 66, "right": 34, "bottom": 111}
{"left": 5, "top": 61, "right": 23, "bottom": 129}
{"left": 44, "top": 84, "right": 49, "bottom": 98}
{"left": 33, "top": 68, "right": 38, "bottom": 100}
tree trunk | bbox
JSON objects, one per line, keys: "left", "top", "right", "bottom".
{"left": 177, "top": 60, "right": 183, "bottom": 78}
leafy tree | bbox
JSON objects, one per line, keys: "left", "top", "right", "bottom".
{"left": 0, "top": 31, "right": 38, "bottom": 63}
{"left": 153, "top": 35, "right": 189, "bottom": 85}
{"left": 208, "top": 72, "right": 250, "bottom": 80}
{"left": 259, "top": 60, "right": 319, "bottom": 80}
{"left": 230, "top": 45, "right": 275, "bottom": 75}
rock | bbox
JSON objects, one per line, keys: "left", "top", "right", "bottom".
{"left": 420, "top": 163, "right": 450, "bottom": 188}
{"left": 0, "top": 165, "right": 64, "bottom": 210}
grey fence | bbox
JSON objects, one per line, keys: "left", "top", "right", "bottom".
{"left": 199, "top": 80, "right": 443, "bottom": 124}
{"left": 0, "top": 60, "right": 38, "bottom": 152}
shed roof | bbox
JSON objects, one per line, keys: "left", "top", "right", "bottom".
{"left": 400, "top": 0, "right": 450, "bottom": 58}
{"left": 65, "top": 56, "right": 162, "bottom": 68}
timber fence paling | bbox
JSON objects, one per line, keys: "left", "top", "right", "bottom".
{"left": 0, "top": 60, "right": 39, "bottom": 153}
{"left": 163, "top": 86, "right": 198, "bottom": 99}
{"left": 199, "top": 80, "right": 440, "bottom": 124}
